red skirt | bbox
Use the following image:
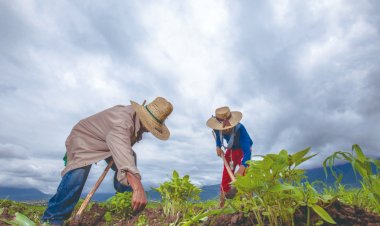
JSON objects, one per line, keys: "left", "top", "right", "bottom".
{"left": 220, "top": 148, "right": 243, "bottom": 193}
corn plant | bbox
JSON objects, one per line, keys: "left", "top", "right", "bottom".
{"left": 323, "top": 144, "right": 380, "bottom": 212}
{"left": 154, "top": 170, "right": 201, "bottom": 217}
{"left": 233, "top": 148, "right": 335, "bottom": 225}
{"left": 322, "top": 183, "right": 376, "bottom": 211}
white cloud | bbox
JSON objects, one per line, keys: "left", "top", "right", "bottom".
{"left": 0, "top": 0, "right": 379, "bottom": 195}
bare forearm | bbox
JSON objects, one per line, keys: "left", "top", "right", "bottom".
{"left": 127, "top": 172, "right": 144, "bottom": 191}
{"left": 127, "top": 172, "right": 147, "bottom": 212}
{"left": 216, "top": 147, "right": 223, "bottom": 157}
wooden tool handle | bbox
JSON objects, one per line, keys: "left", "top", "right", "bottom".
{"left": 212, "top": 131, "right": 236, "bottom": 182}
{"left": 221, "top": 152, "right": 236, "bottom": 182}
{"left": 73, "top": 159, "right": 114, "bottom": 223}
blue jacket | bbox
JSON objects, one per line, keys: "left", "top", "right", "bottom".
{"left": 214, "top": 123, "right": 253, "bottom": 167}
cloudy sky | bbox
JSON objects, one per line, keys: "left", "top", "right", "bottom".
{"left": 1, "top": 0, "right": 379, "bottom": 194}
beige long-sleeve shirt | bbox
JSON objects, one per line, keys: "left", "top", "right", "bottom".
{"left": 61, "top": 105, "right": 143, "bottom": 185}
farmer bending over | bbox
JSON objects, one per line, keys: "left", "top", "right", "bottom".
{"left": 206, "top": 106, "right": 253, "bottom": 207}
{"left": 41, "top": 97, "right": 173, "bottom": 225}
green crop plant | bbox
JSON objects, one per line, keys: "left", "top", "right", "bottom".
{"left": 233, "top": 148, "right": 329, "bottom": 225}
{"left": 0, "top": 207, "right": 40, "bottom": 226}
{"left": 135, "top": 214, "right": 148, "bottom": 226}
{"left": 178, "top": 207, "right": 235, "bottom": 226}
{"left": 101, "top": 191, "right": 133, "bottom": 219}
{"left": 103, "top": 211, "right": 112, "bottom": 223}
{"left": 0, "top": 199, "right": 45, "bottom": 224}
{"left": 293, "top": 182, "right": 336, "bottom": 225}
{"left": 322, "top": 184, "right": 375, "bottom": 211}
{"left": 323, "top": 144, "right": 380, "bottom": 212}
{"left": 192, "top": 199, "right": 219, "bottom": 211}
{"left": 154, "top": 170, "right": 201, "bottom": 217}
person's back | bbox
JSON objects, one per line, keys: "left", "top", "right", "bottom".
{"left": 77, "top": 105, "right": 134, "bottom": 141}
{"left": 63, "top": 105, "right": 142, "bottom": 179}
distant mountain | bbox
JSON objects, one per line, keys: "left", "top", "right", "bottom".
{"left": 199, "top": 184, "right": 220, "bottom": 200}
{"left": 0, "top": 187, "right": 51, "bottom": 201}
{"left": 0, "top": 162, "right": 370, "bottom": 202}
{"left": 305, "top": 162, "right": 361, "bottom": 187}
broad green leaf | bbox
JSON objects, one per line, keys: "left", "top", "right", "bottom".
{"left": 309, "top": 197, "right": 319, "bottom": 205}
{"left": 279, "top": 149, "right": 288, "bottom": 155}
{"left": 291, "top": 147, "right": 310, "bottom": 165}
{"left": 268, "top": 183, "right": 295, "bottom": 192}
{"left": 311, "top": 204, "right": 336, "bottom": 224}
{"left": 173, "top": 170, "right": 179, "bottom": 179}
{"left": 278, "top": 150, "right": 289, "bottom": 164}
{"left": 2, "top": 213, "right": 37, "bottom": 226}
{"left": 292, "top": 169, "right": 305, "bottom": 176}
{"left": 266, "top": 154, "right": 279, "bottom": 160}
{"left": 315, "top": 220, "right": 324, "bottom": 226}
{"left": 296, "top": 153, "right": 318, "bottom": 167}
{"left": 255, "top": 157, "right": 273, "bottom": 170}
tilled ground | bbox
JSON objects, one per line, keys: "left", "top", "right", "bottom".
{"left": 298, "top": 200, "right": 380, "bottom": 226}
{"left": 204, "top": 200, "right": 380, "bottom": 226}
{"left": 1, "top": 200, "right": 380, "bottom": 225}
{"left": 68, "top": 203, "right": 178, "bottom": 226}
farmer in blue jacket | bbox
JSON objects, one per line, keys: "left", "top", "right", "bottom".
{"left": 206, "top": 106, "right": 253, "bottom": 207}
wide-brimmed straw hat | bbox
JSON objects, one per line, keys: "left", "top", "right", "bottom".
{"left": 206, "top": 106, "right": 242, "bottom": 130}
{"left": 131, "top": 97, "right": 173, "bottom": 140}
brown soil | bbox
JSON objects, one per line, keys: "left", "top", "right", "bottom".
{"left": 69, "top": 203, "right": 107, "bottom": 226}
{"left": 204, "top": 201, "right": 380, "bottom": 226}
{"left": 1, "top": 200, "right": 380, "bottom": 225}
{"left": 0, "top": 208, "right": 13, "bottom": 226}
{"left": 202, "top": 212, "right": 254, "bottom": 226}
{"left": 67, "top": 203, "right": 178, "bottom": 226}
{"left": 295, "top": 200, "right": 380, "bottom": 226}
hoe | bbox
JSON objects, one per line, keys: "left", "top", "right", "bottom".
{"left": 70, "top": 159, "right": 114, "bottom": 226}
{"left": 212, "top": 131, "right": 237, "bottom": 199}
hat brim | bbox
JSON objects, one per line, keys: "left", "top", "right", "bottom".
{"left": 206, "top": 111, "right": 242, "bottom": 130}
{"left": 131, "top": 101, "right": 170, "bottom": 140}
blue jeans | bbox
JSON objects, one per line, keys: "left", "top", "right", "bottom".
{"left": 41, "top": 158, "right": 132, "bottom": 225}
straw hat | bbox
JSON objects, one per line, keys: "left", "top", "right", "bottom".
{"left": 131, "top": 97, "right": 173, "bottom": 140}
{"left": 206, "top": 106, "right": 242, "bottom": 130}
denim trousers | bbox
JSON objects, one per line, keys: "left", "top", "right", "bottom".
{"left": 41, "top": 158, "right": 132, "bottom": 225}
